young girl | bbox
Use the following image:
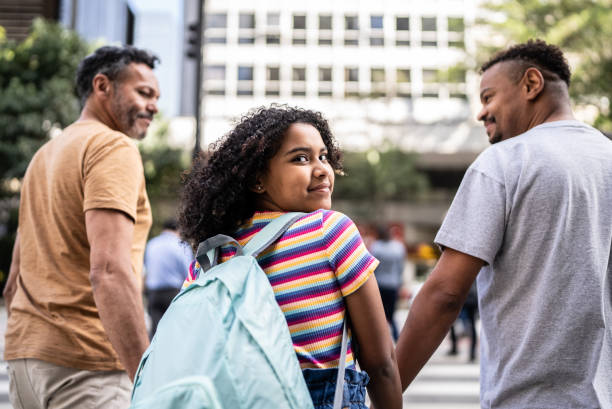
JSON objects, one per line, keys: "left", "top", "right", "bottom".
{"left": 178, "top": 105, "right": 402, "bottom": 409}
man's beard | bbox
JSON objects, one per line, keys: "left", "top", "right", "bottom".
{"left": 112, "top": 96, "right": 150, "bottom": 139}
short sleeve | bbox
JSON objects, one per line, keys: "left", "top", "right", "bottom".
{"left": 434, "top": 166, "right": 506, "bottom": 265}
{"left": 83, "top": 134, "right": 144, "bottom": 221}
{"left": 322, "top": 211, "right": 379, "bottom": 296}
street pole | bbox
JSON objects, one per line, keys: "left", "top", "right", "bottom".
{"left": 192, "top": 0, "right": 205, "bottom": 159}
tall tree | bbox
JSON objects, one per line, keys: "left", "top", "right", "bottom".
{"left": 480, "top": 0, "right": 612, "bottom": 132}
{"left": 0, "top": 18, "right": 89, "bottom": 185}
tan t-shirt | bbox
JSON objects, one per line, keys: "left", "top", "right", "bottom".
{"left": 4, "top": 120, "right": 152, "bottom": 371}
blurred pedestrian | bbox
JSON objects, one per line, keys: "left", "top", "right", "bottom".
{"left": 3, "top": 45, "right": 159, "bottom": 409}
{"left": 370, "top": 224, "right": 405, "bottom": 341}
{"left": 447, "top": 281, "right": 478, "bottom": 362}
{"left": 396, "top": 39, "right": 612, "bottom": 408}
{"left": 144, "top": 218, "right": 193, "bottom": 338}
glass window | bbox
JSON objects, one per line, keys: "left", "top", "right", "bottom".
{"left": 345, "top": 67, "right": 359, "bottom": 82}
{"left": 319, "top": 67, "right": 332, "bottom": 82}
{"left": 421, "top": 17, "right": 437, "bottom": 32}
{"left": 447, "top": 17, "right": 464, "bottom": 32}
{"left": 396, "top": 69, "right": 411, "bottom": 83}
{"left": 206, "top": 13, "right": 227, "bottom": 28}
{"left": 238, "top": 66, "right": 253, "bottom": 81}
{"left": 239, "top": 13, "right": 255, "bottom": 29}
{"left": 448, "top": 68, "right": 466, "bottom": 83}
{"left": 319, "top": 15, "right": 332, "bottom": 30}
{"left": 422, "top": 69, "right": 438, "bottom": 83}
{"left": 371, "top": 68, "right": 385, "bottom": 83}
{"left": 370, "top": 15, "right": 383, "bottom": 29}
{"left": 345, "top": 15, "right": 359, "bottom": 30}
{"left": 267, "top": 66, "right": 280, "bottom": 81}
{"left": 293, "top": 14, "right": 306, "bottom": 29}
{"left": 370, "top": 37, "right": 384, "bottom": 46}
{"left": 396, "top": 17, "right": 409, "bottom": 31}
{"left": 205, "top": 65, "right": 225, "bottom": 80}
{"left": 266, "top": 34, "right": 280, "bottom": 44}
{"left": 292, "top": 67, "right": 306, "bottom": 81}
{"left": 267, "top": 12, "right": 280, "bottom": 26}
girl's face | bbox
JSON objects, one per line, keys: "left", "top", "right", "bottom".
{"left": 254, "top": 123, "right": 335, "bottom": 213}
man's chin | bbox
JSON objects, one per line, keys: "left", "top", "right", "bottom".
{"left": 489, "top": 133, "right": 503, "bottom": 145}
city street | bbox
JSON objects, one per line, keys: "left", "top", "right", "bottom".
{"left": 0, "top": 303, "right": 479, "bottom": 408}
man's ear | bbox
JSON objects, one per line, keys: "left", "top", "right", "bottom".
{"left": 522, "top": 67, "right": 544, "bottom": 101}
{"left": 91, "top": 73, "right": 112, "bottom": 99}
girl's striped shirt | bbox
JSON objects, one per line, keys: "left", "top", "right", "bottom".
{"left": 185, "top": 209, "right": 378, "bottom": 369}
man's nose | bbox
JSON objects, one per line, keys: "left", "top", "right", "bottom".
{"left": 476, "top": 106, "right": 486, "bottom": 122}
{"left": 147, "top": 99, "right": 159, "bottom": 115}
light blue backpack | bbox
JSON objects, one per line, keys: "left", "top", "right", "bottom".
{"left": 130, "top": 213, "right": 316, "bottom": 409}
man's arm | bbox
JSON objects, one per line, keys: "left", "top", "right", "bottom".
{"left": 86, "top": 209, "right": 149, "bottom": 380}
{"left": 3, "top": 231, "right": 20, "bottom": 314}
{"left": 396, "top": 248, "right": 483, "bottom": 390}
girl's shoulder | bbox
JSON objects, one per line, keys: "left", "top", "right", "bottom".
{"left": 290, "top": 209, "right": 357, "bottom": 232}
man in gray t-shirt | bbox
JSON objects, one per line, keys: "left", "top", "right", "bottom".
{"left": 396, "top": 40, "right": 612, "bottom": 408}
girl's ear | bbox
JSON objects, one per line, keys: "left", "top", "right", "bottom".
{"left": 249, "top": 182, "right": 265, "bottom": 194}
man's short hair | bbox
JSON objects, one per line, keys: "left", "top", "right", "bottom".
{"left": 75, "top": 45, "right": 159, "bottom": 106}
{"left": 480, "top": 39, "right": 571, "bottom": 87}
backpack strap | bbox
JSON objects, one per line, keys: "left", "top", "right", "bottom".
{"left": 243, "top": 212, "right": 304, "bottom": 257}
{"left": 196, "top": 235, "right": 244, "bottom": 271}
{"left": 333, "top": 319, "right": 348, "bottom": 409}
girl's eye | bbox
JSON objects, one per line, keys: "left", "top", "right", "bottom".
{"left": 293, "top": 154, "right": 308, "bottom": 163}
{"left": 320, "top": 153, "right": 329, "bottom": 161}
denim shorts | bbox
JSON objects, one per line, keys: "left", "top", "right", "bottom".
{"left": 302, "top": 367, "right": 370, "bottom": 409}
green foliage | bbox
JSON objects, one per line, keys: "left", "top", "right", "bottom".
{"left": 479, "top": 0, "right": 612, "bottom": 131}
{"left": 0, "top": 19, "right": 89, "bottom": 185}
{"left": 334, "top": 149, "right": 429, "bottom": 202}
{"left": 139, "top": 118, "right": 191, "bottom": 236}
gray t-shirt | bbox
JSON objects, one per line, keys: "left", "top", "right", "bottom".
{"left": 435, "top": 120, "right": 612, "bottom": 408}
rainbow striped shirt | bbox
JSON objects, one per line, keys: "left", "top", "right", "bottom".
{"left": 185, "top": 209, "right": 378, "bottom": 369}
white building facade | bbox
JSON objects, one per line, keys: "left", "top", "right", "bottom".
{"left": 200, "top": 0, "right": 487, "bottom": 155}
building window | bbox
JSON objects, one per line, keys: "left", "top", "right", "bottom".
{"left": 395, "top": 16, "right": 410, "bottom": 46}
{"left": 267, "top": 12, "right": 280, "bottom": 26}
{"left": 265, "top": 65, "right": 280, "bottom": 96}
{"left": 318, "top": 14, "right": 332, "bottom": 45}
{"left": 370, "top": 67, "right": 386, "bottom": 97}
{"left": 370, "top": 15, "right": 384, "bottom": 47}
{"left": 447, "top": 17, "right": 465, "bottom": 49}
{"left": 344, "top": 15, "right": 359, "bottom": 46}
{"left": 396, "top": 68, "right": 411, "bottom": 97}
{"left": 293, "top": 14, "right": 307, "bottom": 45}
{"left": 237, "top": 65, "right": 254, "bottom": 96}
{"left": 318, "top": 66, "right": 332, "bottom": 96}
{"left": 448, "top": 67, "right": 467, "bottom": 99}
{"left": 421, "top": 17, "right": 437, "bottom": 47}
{"left": 422, "top": 68, "right": 439, "bottom": 97}
{"left": 204, "top": 64, "right": 225, "bottom": 95}
{"left": 292, "top": 66, "right": 306, "bottom": 96}
{"left": 205, "top": 13, "right": 227, "bottom": 44}
{"left": 266, "top": 12, "right": 281, "bottom": 45}
{"left": 345, "top": 67, "right": 359, "bottom": 97}
{"left": 239, "top": 12, "right": 255, "bottom": 44}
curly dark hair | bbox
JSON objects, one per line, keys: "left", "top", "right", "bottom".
{"left": 75, "top": 45, "right": 159, "bottom": 106}
{"left": 178, "top": 105, "right": 343, "bottom": 250}
{"left": 480, "top": 39, "right": 571, "bottom": 87}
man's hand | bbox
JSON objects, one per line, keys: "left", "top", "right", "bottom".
{"left": 86, "top": 209, "right": 149, "bottom": 380}
{"left": 396, "top": 248, "right": 483, "bottom": 390}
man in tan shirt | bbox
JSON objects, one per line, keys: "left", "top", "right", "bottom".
{"left": 3, "top": 45, "right": 160, "bottom": 409}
